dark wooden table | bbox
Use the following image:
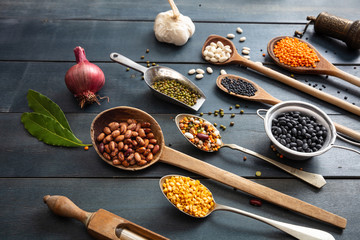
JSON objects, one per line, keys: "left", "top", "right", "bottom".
{"left": 1, "top": 1, "right": 359, "bottom": 239}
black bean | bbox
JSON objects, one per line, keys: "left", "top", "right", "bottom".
{"left": 220, "top": 77, "right": 258, "bottom": 96}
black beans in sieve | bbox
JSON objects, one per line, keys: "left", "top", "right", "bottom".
{"left": 271, "top": 111, "right": 328, "bottom": 153}
{"left": 221, "top": 77, "right": 257, "bottom": 96}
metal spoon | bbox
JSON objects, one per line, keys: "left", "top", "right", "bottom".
{"left": 159, "top": 175, "right": 335, "bottom": 240}
{"left": 267, "top": 36, "right": 360, "bottom": 87}
{"left": 175, "top": 113, "right": 326, "bottom": 188}
{"left": 110, "top": 52, "right": 206, "bottom": 111}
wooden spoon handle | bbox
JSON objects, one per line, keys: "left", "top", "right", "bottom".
{"left": 159, "top": 147, "right": 347, "bottom": 229}
{"left": 235, "top": 57, "right": 360, "bottom": 117}
{"left": 222, "top": 143, "right": 326, "bottom": 188}
{"left": 43, "top": 195, "right": 93, "bottom": 226}
{"left": 329, "top": 67, "right": 360, "bottom": 87}
{"left": 168, "top": 0, "right": 180, "bottom": 19}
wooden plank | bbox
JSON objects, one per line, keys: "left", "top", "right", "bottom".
{"left": 1, "top": 113, "right": 359, "bottom": 178}
{"left": 0, "top": 0, "right": 359, "bottom": 23}
{"left": 0, "top": 20, "right": 359, "bottom": 64}
{"left": 1, "top": 62, "right": 359, "bottom": 115}
{"left": 0, "top": 178, "right": 358, "bottom": 240}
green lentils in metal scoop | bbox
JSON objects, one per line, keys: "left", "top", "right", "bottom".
{"left": 152, "top": 78, "right": 201, "bottom": 106}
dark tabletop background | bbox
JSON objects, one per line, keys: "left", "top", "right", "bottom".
{"left": 0, "top": 0, "right": 359, "bottom": 239}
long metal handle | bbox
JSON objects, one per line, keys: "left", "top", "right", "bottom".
{"left": 222, "top": 143, "right": 326, "bottom": 188}
{"left": 110, "top": 52, "right": 148, "bottom": 74}
{"left": 215, "top": 203, "right": 335, "bottom": 240}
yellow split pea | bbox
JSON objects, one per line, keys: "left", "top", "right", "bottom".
{"left": 162, "top": 176, "right": 215, "bottom": 217}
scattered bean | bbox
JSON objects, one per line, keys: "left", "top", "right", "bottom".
{"left": 227, "top": 33, "right": 235, "bottom": 39}
{"left": 249, "top": 199, "right": 262, "bottom": 207}
{"left": 236, "top": 27, "right": 243, "bottom": 34}
{"left": 220, "top": 69, "right": 227, "bottom": 75}
{"left": 239, "top": 37, "right": 246, "bottom": 42}
{"left": 196, "top": 68, "right": 205, "bottom": 74}
{"left": 206, "top": 67, "right": 213, "bottom": 74}
{"left": 188, "top": 69, "right": 196, "bottom": 75}
{"left": 196, "top": 74, "right": 204, "bottom": 79}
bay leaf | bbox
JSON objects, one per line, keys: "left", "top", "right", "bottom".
{"left": 21, "top": 112, "right": 91, "bottom": 147}
{"left": 27, "top": 89, "right": 82, "bottom": 143}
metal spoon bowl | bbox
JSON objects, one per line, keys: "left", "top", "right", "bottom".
{"left": 110, "top": 53, "right": 206, "bottom": 111}
{"left": 159, "top": 175, "right": 335, "bottom": 240}
{"left": 174, "top": 113, "right": 327, "bottom": 188}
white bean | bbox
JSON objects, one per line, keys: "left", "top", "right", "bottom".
{"left": 207, "top": 51, "right": 215, "bottom": 58}
{"left": 242, "top": 47, "right": 250, "bottom": 51}
{"left": 205, "top": 56, "right": 210, "bottom": 61}
{"left": 243, "top": 55, "right": 250, "bottom": 59}
{"left": 214, "top": 53, "right": 221, "bottom": 59}
{"left": 242, "top": 49, "right": 250, "bottom": 55}
{"left": 236, "top": 27, "right": 243, "bottom": 34}
{"left": 196, "top": 68, "right": 205, "bottom": 74}
{"left": 188, "top": 69, "right": 196, "bottom": 75}
{"left": 206, "top": 67, "right": 213, "bottom": 74}
{"left": 227, "top": 33, "right": 235, "bottom": 39}
{"left": 219, "top": 57, "right": 228, "bottom": 62}
{"left": 210, "top": 57, "right": 218, "bottom": 63}
{"left": 217, "top": 41, "right": 224, "bottom": 48}
{"left": 220, "top": 69, "right": 227, "bottom": 75}
{"left": 196, "top": 74, "right": 204, "bottom": 79}
{"left": 239, "top": 37, "right": 246, "bottom": 42}
{"left": 184, "top": 132, "right": 194, "bottom": 139}
{"left": 210, "top": 42, "right": 217, "bottom": 47}
{"left": 254, "top": 61, "right": 263, "bottom": 66}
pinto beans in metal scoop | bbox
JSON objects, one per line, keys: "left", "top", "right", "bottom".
{"left": 96, "top": 119, "right": 161, "bottom": 167}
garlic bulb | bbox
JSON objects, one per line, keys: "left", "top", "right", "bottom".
{"left": 154, "top": 10, "right": 195, "bottom": 46}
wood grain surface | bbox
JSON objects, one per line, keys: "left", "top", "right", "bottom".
{"left": 0, "top": 0, "right": 359, "bottom": 239}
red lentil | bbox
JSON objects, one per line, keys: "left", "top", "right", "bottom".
{"left": 273, "top": 37, "right": 320, "bottom": 68}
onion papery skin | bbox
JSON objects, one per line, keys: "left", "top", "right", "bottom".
{"left": 65, "top": 46, "right": 105, "bottom": 108}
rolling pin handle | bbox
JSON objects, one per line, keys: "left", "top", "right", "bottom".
{"left": 43, "top": 195, "right": 93, "bottom": 226}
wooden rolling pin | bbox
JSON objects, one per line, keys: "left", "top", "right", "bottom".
{"left": 43, "top": 195, "right": 169, "bottom": 240}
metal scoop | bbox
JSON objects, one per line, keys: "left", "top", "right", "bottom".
{"left": 159, "top": 175, "right": 335, "bottom": 240}
{"left": 175, "top": 113, "right": 326, "bottom": 188}
{"left": 110, "top": 53, "right": 206, "bottom": 111}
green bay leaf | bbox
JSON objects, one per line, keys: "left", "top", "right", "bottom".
{"left": 27, "top": 89, "right": 82, "bottom": 143}
{"left": 21, "top": 112, "right": 91, "bottom": 147}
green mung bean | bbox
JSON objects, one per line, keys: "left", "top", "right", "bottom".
{"left": 151, "top": 78, "right": 201, "bottom": 106}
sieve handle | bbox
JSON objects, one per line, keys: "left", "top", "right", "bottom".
{"left": 256, "top": 109, "right": 268, "bottom": 120}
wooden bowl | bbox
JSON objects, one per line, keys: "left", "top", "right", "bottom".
{"left": 90, "top": 106, "right": 165, "bottom": 171}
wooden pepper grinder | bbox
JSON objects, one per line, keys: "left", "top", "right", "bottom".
{"left": 295, "top": 12, "right": 360, "bottom": 49}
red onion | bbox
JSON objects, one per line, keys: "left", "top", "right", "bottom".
{"left": 65, "top": 46, "right": 105, "bottom": 108}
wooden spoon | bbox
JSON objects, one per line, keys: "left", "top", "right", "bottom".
{"left": 267, "top": 36, "right": 360, "bottom": 87}
{"left": 90, "top": 106, "right": 347, "bottom": 229}
{"left": 216, "top": 74, "right": 360, "bottom": 142}
{"left": 202, "top": 35, "right": 360, "bottom": 117}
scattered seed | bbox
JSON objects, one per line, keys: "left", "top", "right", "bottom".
{"left": 188, "top": 69, "right": 196, "bottom": 75}
{"left": 230, "top": 122, "right": 234, "bottom": 126}
{"left": 236, "top": 27, "right": 243, "bottom": 34}
{"left": 239, "top": 37, "right": 246, "bottom": 42}
{"left": 229, "top": 106, "right": 233, "bottom": 110}
{"left": 84, "top": 146, "right": 89, "bottom": 151}
{"left": 200, "top": 112, "right": 203, "bottom": 116}
{"left": 214, "top": 123, "right": 217, "bottom": 127}
{"left": 242, "top": 49, "right": 250, "bottom": 55}
{"left": 243, "top": 55, "right": 250, "bottom": 59}
{"left": 208, "top": 112, "right": 212, "bottom": 115}
{"left": 243, "top": 156, "right": 247, "bottom": 161}
{"left": 152, "top": 62, "right": 156, "bottom": 66}
{"left": 240, "top": 110, "right": 244, "bottom": 114}
{"left": 220, "top": 69, "right": 227, "bottom": 75}
{"left": 126, "top": 68, "right": 130, "bottom": 71}
{"left": 231, "top": 114, "right": 235, "bottom": 118}
{"left": 196, "top": 74, "right": 204, "bottom": 79}
{"left": 146, "top": 49, "right": 150, "bottom": 53}
{"left": 227, "top": 33, "right": 235, "bottom": 39}
{"left": 262, "top": 53, "right": 266, "bottom": 57}
{"left": 206, "top": 67, "right": 213, "bottom": 74}
{"left": 196, "top": 68, "right": 205, "bottom": 74}
{"left": 255, "top": 171, "right": 261, "bottom": 177}
{"left": 249, "top": 199, "right": 262, "bottom": 207}
{"left": 141, "top": 56, "right": 144, "bottom": 59}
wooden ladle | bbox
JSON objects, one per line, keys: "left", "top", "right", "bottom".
{"left": 202, "top": 35, "right": 360, "bottom": 117}
{"left": 216, "top": 74, "right": 360, "bottom": 142}
{"left": 90, "top": 106, "right": 346, "bottom": 229}
{"left": 267, "top": 36, "right": 360, "bottom": 87}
